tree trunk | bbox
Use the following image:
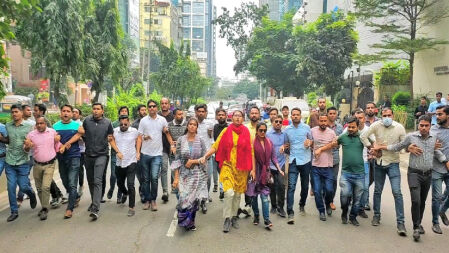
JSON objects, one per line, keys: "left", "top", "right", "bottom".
{"left": 53, "top": 76, "right": 61, "bottom": 106}
{"left": 409, "top": 53, "right": 414, "bottom": 100}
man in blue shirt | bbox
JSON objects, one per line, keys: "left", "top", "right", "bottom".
{"left": 267, "top": 115, "right": 288, "bottom": 217}
{"left": 428, "top": 92, "right": 446, "bottom": 125}
{"left": 284, "top": 107, "right": 313, "bottom": 224}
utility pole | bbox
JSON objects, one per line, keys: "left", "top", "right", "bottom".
{"left": 147, "top": 0, "right": 153, "bottom": 95}
{"left": 323, "top": 0, "right": 327, "bottom": 13}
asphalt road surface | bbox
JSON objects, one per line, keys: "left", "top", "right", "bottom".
{"left": 0, "top": 153, "right": 448, "bottom": 253}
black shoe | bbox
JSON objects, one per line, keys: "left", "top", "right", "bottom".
{"left": 277, "top": 208, "right": 286, "bottom": 218}
{"left": 29, "top": 194, "right": 37, "bottom": 209}
{"left": 319, "top": 213, "right": 326, "bottom": 221}
{"left": 120, "top": 194, "right": 128, "bottom": 204}
{"left": 270, "top": 207, "right": 277, "bottom": 214}
{"left": 371, "top": 215, "right": 381, "bottom": 226}
{"left": 161, "top": 192, "right": 169, "bottom": 202}
{"left": 287, "top": 214, "right": 294, "bottom": 224}
{"left": 432, "top": 223, "right": 443, "bottom": 234}
{"left": 326, "top": 205, "right": 332, "bottom": 216}
{"left": 358, "top": 210, "right": 368, "bottom": 219}
{"left": 200, "top": 200, "right": 207, "bottom": 214}
{"left": 418, "top": 225, "right": 425, "bottom": 234}
{"left": 87, "top": 204, "right": 92, "bottom": 212}
{"left": 253, "top": 215, "right": 260, "bottom": 225}
{"left": 223, "top": 218, "right": 231, "bottom": 233}
{"left": 107, "top": 189, "right": 113, "bottom": 200}
{"left": 364, "top": 204, "right": 371, "bottom": 211}
{"left": 7, "top": 213, "right": 18, "bottom": 222}
{"left": 100, "top": 198, "right": 106, "bottom": 203}
{"left": 413, "top": 229, "right": 420, "bottom": 242}
{"left": 264, "top": 219, "right": 273, "bottom": 229}
{"left": 397, "top": 223, "right": 407, "bottom": 236}
{"left": 341, "top": 213, "right": 348, "bottom": 224}
{"left": 90, "top": 211, "right": 99, "bottom": 221}
{"left": 349, "top": 217, "right": 360, "bottom": 226}
{"left": 213, "top": 185, "right": 218, "bottom": 192}
{"left": 440, "top": 212, "right": 449, "bottom": 226}
{"left": 231, "top": 216, "right": 239, "bottom": 229}
{"left": 40, "top": 209, "right": 48, "bottom": 221}
{"left": 219, "top": 192, "right": 224, "bottom": 200}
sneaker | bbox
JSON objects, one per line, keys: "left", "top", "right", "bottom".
{"left": 287, "top": 214, "right": 295, "bottom": 224}
{"left": 364, "top": 204, "right": 371, "bottom": 211}
{"left": 107, "top": 189, "right": 113, "bottom": 199}
{"left": 120, "top": 194, "right": 128, "bottom": 204}
{"left": 264, "top": 219, "right": 273, "bottom": 229}
{"left": 277, "top": 208, "right": 286, "bottom": 218}
{"left": 128, "top": 209, "right": 135, "bottom": 217}
{"left": 341, "top": 213, "right": 348, "bottom": 224}
{"left": 208, "top": 197, "right": 213, "bottom": 203}
{"left": 50, "top": 197, "right": 60, "bottom": 208}
{"left": 371, "top": 216, "right": 381, "bottom": 226}
{"left": 61, "top": 194, "right": 69, "bottom": 204}
{"left": 40, "top": 209, "right": 48, "bottom": 221}
{"left": 223, "top": 218, "right": 231, "bottom": 233}
{"left": 29, "top": 194, "right": 37, "bottom": 209}
{"left": 200, "top": 200, "right": 207, "bottom": 214}
{"left": 253, "top": 215, "right": 260, "bottom": 225}
{"left": 231, "top": 216, "right": 239, "bottom": 229}
{"left": 418, "top": 225, "right": 425, "bottom": 234}
{"left": 7, "top": 213, "right": 19, "bottom": 222}
{"left": 213, "top": 185, "right": 218, "bottom": 192}
{"left": 326, "top": 205, "right": 332, "bottom": 216}
{"left": 161, "top": 192, "right": 169, "bottom": 202}
{"left": 219, "top": 192, "right": 224, "bottom": 200}
{"left": 319, "top": 213, "right": 327, "bottom": 221}
{"left": 299, "top": 206, "right": 306, "bottom": 216}
{"left": 358, "top": 210, "right": 368, "bottom": 219}
{"left": 397, "top": 223, "right": 407, "bottom": 236}
{"left": 190, "top": 225, "right": 197, "bottom": 231}
{"left": 38, "top": 209, "right": 44, "bottom": 218}
{"left": 349, "top": 217, "right": 360, "bottom": 226}
{"left": 142, "top": 202, "right": 150, "bottom": 210}
{"left": 150, "top": 200, "right": 158, "bottom": 211}
{"left": 432, "top": 223, "right": 443, "bottom": 234}
{"left": 100, "top": 198, "right": 106, "bottom": 203}
{"left": 440, "top": 212, "right": 449, "bottom": 226}
{"left": 64, "top": 210, "right": 73, "bottom": 219}
{"left": 413, "top": 229, "right": 420, "bottom": 242}
{"left": 270, "top": 207, "right": 277, "bottom": 214}
{"left": 89, "top": 211, "right": 99, "bottom": 221}
{"left": 87, "top": 204, "right": 93, "bottom": 212}
{"left": 329, "top": 202, "right": 336, "bottom": 210}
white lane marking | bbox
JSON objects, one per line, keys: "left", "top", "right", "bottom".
{"left": 166, "top": 210, "right": 178, "bottom": 237}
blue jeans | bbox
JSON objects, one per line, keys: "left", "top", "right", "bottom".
{"left": 360, "top": 162, "right": 370, "bottom": 209}
{"left": 312, "top": 166, "right": 334, "bottom": 214}
{"left": 431, "top": 171, "right": 449, "bottom": 224}
{"left": 440, "top": 187, "right": 449, "bottom": 214}
{"left": 141, "top": 154, "right": 162, "bottom": 202}
{"left": 373, "top": 163, "right": 405, "bottom": 224}
{"left": 58, "top": 157, "right": 80, "bottom": 211}
{"left": 5, "top": 163, "right": 35, "bottom": 213}
{"left": 252, "top": 194, "right": 270, "bottom": 221}
{"left": 0, "top": 158, "right": 5, "bottom": 176}
{"left": 340, "top": 172, "right": 364, "bottom": 218}
{"left": 287, "top": 162, "right": 311, "bottom": 215}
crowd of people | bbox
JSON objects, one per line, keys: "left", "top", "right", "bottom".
{"left": 0, "top": 94, "right": 449, "bottom": 242}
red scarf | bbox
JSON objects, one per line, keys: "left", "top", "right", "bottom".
{"left": 215, "top": 123, "right": 252, "bottom": 171}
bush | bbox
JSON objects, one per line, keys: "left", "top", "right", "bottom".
{"left": 374, "top": 60, "right": 410, "bottom": 87}
{"left": 392, "top": 91, "right": 411, "bottom": 106}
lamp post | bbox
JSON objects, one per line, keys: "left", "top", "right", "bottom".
{"left": 348, "top": 70, "right": 354, "bottom": 113}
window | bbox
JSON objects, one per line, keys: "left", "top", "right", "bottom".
{"left": 192, "top": 40, "right": 203, "bottom": 52}
{"left": 144, "top": 6, "right": 151, "bottom": 12}
{"left": 192, "top": 28, "right": 203, "bottom": 39}
{"left": 154, "top": 19, "right": 162, "bottom": 25}
{"left": 192, "top": 15, "right": 204, "bottom": 26}
{"left": 144, "top": 30, "right": 151, "bottom": 36}
{"left": 183, "top": 28, "right": 191, "bottom": 39}
{"left": 182, "top": 16, "right": 190, "bottom": 26}
{"left": 192, "top": 2, "right": 204, "bottom": 14}
{"left": 144, "top": 19, "right": 151, "bottom": 24}
{"left": 154, "top": 31, "right": 163, "bottom": 36}
{"left": 157, "top": 7, "right": 166, "bottom": 15}
{"left": 183, "top": 3, "right": 191, "bottom": 13}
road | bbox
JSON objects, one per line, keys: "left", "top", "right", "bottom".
{"left": 0, "top": 153, "right": 448, "bottom": 253}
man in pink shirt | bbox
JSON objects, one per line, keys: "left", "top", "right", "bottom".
{"left": 310, "top": 113, "right": 337, "bottom": 221}
{"left": 24, "top": 116, "right": 61, "bottom": 220}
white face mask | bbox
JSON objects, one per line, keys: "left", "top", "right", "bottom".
{"left": 382, "top": 117, "right": 393, "bottom": 127}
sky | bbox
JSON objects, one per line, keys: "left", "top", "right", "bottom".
{"left": 215, "top": 0, "right": 256, "bottom": 79}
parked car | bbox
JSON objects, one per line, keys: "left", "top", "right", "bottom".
{"left": 227, "top": 104, "right": 244, "bottom": 122}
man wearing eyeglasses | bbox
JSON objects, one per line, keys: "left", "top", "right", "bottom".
{"left": 267, "top": 115, "right": 288, "bottom": 217}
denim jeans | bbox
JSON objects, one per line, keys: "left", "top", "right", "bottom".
{"left": 0, "top": 158, "right": 5, "bottom": 176}
{"left": 141, "top": 154, "right": 162, "bottom": 202}
{"left": 373, "top": 163, "right": 405, "bottom": 224}
{"left": 287, "top": 161, "right": 311, "bottom": 215}
{"left": 440, "top": 187, "right": 449, "bottom": 214}
{"left": 58, "top": 157, "right": 80, "bottom": 211}
{"left": 5, "top": 163, "right": 35, "bottom": 213}
{"left": 331, "top": 163, "right": 340, "bottom": 202}
{"left": 340, "top": 171, "right": 364, "bottom": 218}
{"left": 312, "top": 166, "right": 334, "bottom": 214}
{"left": 160, "top": 152, "right": 169, "bottom": 193}
{"left": 360, "top": 162, "right": 370, "bottom": 209}
{"left": 252, "top": 194, "right": 270, "bottom": 221}
{"left": 431, "top": 171, "right": 449, "bottom": 224}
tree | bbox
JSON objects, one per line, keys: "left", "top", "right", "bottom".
{"left": 83, "top": 0, "right": 125, "bottom": 102}
{"left": 15, "top": 0, "right": 85, "bottom": 105}
{"left": 354, "top": 0, "right": 449, "bottom": 98}
{"left": 294, "top": 11, "right": 358, "bottom": 98}
{"left": 213, "top": 2, "right": 268, "bottom": 70}
{"left": 232, "top": 79, "right": 260, "bottom": 100}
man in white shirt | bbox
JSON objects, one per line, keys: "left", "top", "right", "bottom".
{"left": 114, "top": 115, "right": 139, "bottom": 217}
{"left": 137, "top": 99, "right": 174, "bottom": 211}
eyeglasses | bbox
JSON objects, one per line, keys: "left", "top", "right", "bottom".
{"left": 258, "top": 129, "right": 267, "bottom": 133}
{"left": 119, "top": 124, "right": 128, "bottom": 127}
{"left": 148, "top": 105, "right": 157, "bottom": 108}
{"left": 274, "top": 120, "right": 282, "bottom": 124}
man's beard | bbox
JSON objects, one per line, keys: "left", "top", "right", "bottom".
{"left": 218, "top": 119, "right": 226, "bottom": 124}
{"left": 437, "top": 119, "right": 447, "bottom": 125}
{"left": 251, "top": 117, "right": 259, "bottom": 123}
{"left": 367, "top": 112, "right": 374, "bottom": 117}
{"left": 319, "top": 125, "right": 327, "bottom": 130}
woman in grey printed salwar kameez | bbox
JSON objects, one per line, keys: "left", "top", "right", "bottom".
{"left": 172, "top": 118, "right": 208, "bottom": 231}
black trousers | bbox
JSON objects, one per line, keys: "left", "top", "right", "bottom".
{"left": 79, "top": 153, "right": 85, "bottom": 187}
{"left": 50, "top": 180, "right": 62, "bottom": 198}
{"left": 269, "top": 169, "right": 285, "bottom": 209}
{"left": 116, "top": 163, "right": 137, "bottom": 208}
{"left": 408, "top": 170, "right": 431, "bottom": 229}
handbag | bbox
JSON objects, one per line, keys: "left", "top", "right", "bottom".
{"left": 246, "top": 177, "right": 257, "bottom": 197}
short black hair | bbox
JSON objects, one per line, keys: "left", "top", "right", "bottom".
{"left": 420, "top": 96, "right": 427, "bottom": 100}
{"left": 256, "top": 122, "right": 267, "bottom": 131}
{"left": 250, "top": 106, "right": 260, "bottom": 113}
{"left": 365, "top": 102, "right": 376, "bottom": 108}
{"left": 147, "top": 99, "right": 158, "bottom": 107}
{"left": 137, "top": 104, "right": 146, "bottom": 111}
{"left": 92, "top": 102, "right": 104, "bottom": 109}
{"left": 21, "top": 104, "right": 31, "bottom": 110}
{"left": 276, "top": 114, "right": 283, "bottom": 120}
{"left": 119, "top": 115, "right": 129, "bottom": 121}
{"left": 74, "top": 108, "right": 82, "bottom": 115}
{"left": 269, "top": 108, "right": 278, "bottom": 114}
{"left": 381, "top": 107, "right": 393, "bottom": 114}
{"left": 173, "top": 108, "right": 183, "bottom": 115}
{"left": 60, "top": 104, "right": 73, "bottom": 111}
{"left": 352, "top": 108, "right": 364, "bottom": 116}
{"left": 34, "top": 103, "right": 47, "bottom": 114}
{"left": 194, "top": 104, "right": 207, "bottom": 111}
{"left": 436, "top": 92, "right": 443, "bottom": 96}
{"left": 291, "top": 107, "right": 301, "bottom": 114}
{"left": 282, "top": 105, "right": 289, "bottom": 110}
{"left": 327, "top": 106, "right": 337, "bottom": 113}
{"left": 215, "top": 108, "right": 226, "bottom": 115}
{"left": 346, "top": 116, "right": 359, "bottom": 126}
{"left": 436, "top": 105, "right": 449, "bottom": 115}
{"left": 418, "top": 114, "right": 431, "bottom": 123}
{"left": 11, "top": 104, "right": 22, "bottom": 111}
{"left": 318, "top": 112, "right": 328, "bottom": 118}
{"left": 118, "top": 106, "right": 129, "bottom": 115}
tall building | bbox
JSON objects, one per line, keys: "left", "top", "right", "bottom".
{"left": 118, "top": 0, "right": 140, "bottom": 66}
{"left": 182, "top": 0, "right": 216, "bottom": 77}
{"left": 139, "top": 0, "right": 182, "bottom": 49}
{"left": 259, "top": 0, "right": 281, "bottom": 20}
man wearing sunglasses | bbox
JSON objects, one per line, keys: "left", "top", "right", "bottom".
{"left": 267, "top": 115, "right": 288, "bottom": 217}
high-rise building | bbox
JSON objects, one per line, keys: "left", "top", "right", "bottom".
{"left": 118, "top": 0, "right": 140, "bottom": 66}
{"left": 182, "top": 0, "right": 216, "bottom": 77}
{"left": 259, "top": 0, "right": 281, "bottom": 20}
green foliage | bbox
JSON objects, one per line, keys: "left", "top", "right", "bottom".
{"left": 46, "top": 113, "right": 62, "bottom": 125}
{"left": 105, "top": 84, "right": 148, "bottom": 121}
{"left": 374, "top": 61, "right": 410, "bottom": 87}
{"left": 215, "top": 87, "right": 232, "bottom": 100}
{"left": 307, "top": 92, "right": 317, "bottom": 106}
{"left": 392, "top": 91, "right": 411, "bottom": 106}
{"left": 232, "top": 79, "right": 259, "bottom": 100}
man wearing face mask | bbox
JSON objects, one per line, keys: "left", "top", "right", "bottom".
{"left": 360, "top": 107, "right": 407, "bottom": 236}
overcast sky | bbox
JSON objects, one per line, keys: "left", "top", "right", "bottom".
{"left": 215, "top": 0, "right": 256, "bottom": 79}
